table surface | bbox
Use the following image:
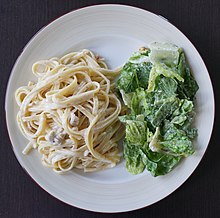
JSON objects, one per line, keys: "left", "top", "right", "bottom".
{"left": 1, "top": 0, "right": 219, "bottom": 217}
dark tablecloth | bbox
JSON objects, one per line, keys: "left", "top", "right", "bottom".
{"left": 1, "top": 1, "right": 219, "bottom": 217}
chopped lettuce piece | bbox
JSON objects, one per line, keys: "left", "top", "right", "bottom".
{"left": 130, "top": 88, "right": 148, "bottom": 115}
{"left": 120, "top": 114, "right": 151, "bottom": 146}
{"left": 123, "top": 142, "right": 146, "bottom": 174}
{"left": 147, "top": 63, "right": 184, "bottom": 92}
{"left": 160, "top": 139, "right": 194, "bottom": 156}
{"left": 149, "top": 42, "right": 180, "bottom": 66}
{"left": 129, "top": 47, "right": 150, "bottom": 64}
{"left": 171, "top": 99, "right": 194, "bottom": 125}
{"left": 149, "top": 121, "right": 194, "bottom": 157}
{"left": 124, "top": 139, "right": 182, "bottom": 177}
{"left": 118, "top": 115, "right": 136, "bottom": 123}
{"left": 176, "top": 51, "right": 199, "bottom": 100}
{"left": 149, "top": 127, "right": 161, "bottom": 152}
{"left": 160, "top": 120, "right": 195, "bottom": 156}
{"left": 119, "top": 89, "right": 134, "bottom": 107}
{"left": 125, "top": 119, "right": 148, "bottom": 145}
{"left": 151, "top": 96, "right": 179, "bottom": 127}
{"left": 154, "top": 77, "right": 178, "bottom": 101}
{"left": 144, "top": 149, "right": 182, "bottom": 177}
{"left": 117, "top": 62, "right": 152, "bottom": 93}
{"left": 119, "top": 114, "right": 145, "bottom": 123}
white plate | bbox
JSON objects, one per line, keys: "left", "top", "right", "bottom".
{"left": 5, "top": 5, "right": 214, "bottom": 212}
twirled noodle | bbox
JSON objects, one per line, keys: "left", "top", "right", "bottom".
{"left": 15, "top": 49, "right": 124, "bottom": 173}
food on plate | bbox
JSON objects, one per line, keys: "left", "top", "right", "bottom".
{"left": 15, "top": 42, "right": 199, "bottom": 177}
{"left": 117, "top": 42, "right": 199, "bottom": 176}
{"left": 15, "top": 49, "right": 124, "bottom": 173}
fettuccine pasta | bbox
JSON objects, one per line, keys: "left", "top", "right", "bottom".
{"left": 15, "top": 49, "right": 124, "bottom": 173}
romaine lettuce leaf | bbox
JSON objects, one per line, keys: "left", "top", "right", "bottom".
{"left": 149, "top": 42, "right": 180, "bottom": 66}
{"left": 145, "top": 150, "right": 182, "bottom": 177}
{"left": 123, "top": 142, "right": 146, "bottom": 174}
{"left": 160, "top": 120, "right": 195, "bottom": 156}
{"left": 148, "top": 123, "right": 194, "bottom": 157}
{"left": 160, "top": 139, "right": 194, "bottom": 156}
{"left": 154, "top": 77, "right": 178, "bottom": 101}
{"left": 176, "top": 51, "right": 199, "bottom": 100}
{"left": 117, "top": 61, "right": 152, "bottom": 93}
{"left": 151, "top": 96, "right": 179, "bottom": 127}
{"left": 129, "top": 47, "right": 150, "bottom": 64}
{"left": 130, "top": 88, "right": 149, "bottom": 115}
{"left": 120, "top": 114, "right": 152, "bottom": 146}
{"left": 149, "top": 127, "right": 161, "bottom": 152}
{"left": 147, "top": 62, "right": 184, "bottom": 92}
{"left": 119, "top": 114, "right": 145, "bottom": 123}
{"left": 125, "top": 119, "right": 148, "bottom": 145}
{"left": 171, "top": 99, "right": 194, "bottom": 125}
{"left": 124, "top": 139, "right": 182, "bottom": 177}
{"left": 119, "top": 89, "right": 134, "bottom": 108}
{"left": 118, "top": 115, "right": 136, "bottom": 123}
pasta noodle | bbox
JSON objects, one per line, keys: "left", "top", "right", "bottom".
{"left": 15, "top": 49, "right": 124, "bottom": 173}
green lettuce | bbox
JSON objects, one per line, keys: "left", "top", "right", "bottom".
{"left": 176, "top": 51, "right": 199, "bottom": 100}
{"left": 171, "top": 99, "right": 194, "bottom": 125}
{"left": 147, "top": 63, "right": 184, "bottom": 92}
{"left": 149, "top": 42, "right": 180, "bottom": 66}
{"left": 144, "top": 146, "right": 182, "bottom": 177}
{"left": 117, "top": 62, "right": 152, "bottom": 93}
{"left": 117, "top": 42, "right": 199, "bottom": 176}
{"left": 154, "top": 77, "right": 178, "bottom": 101}
{"left": 130, "top": 88, "right": 149, "bottom": 115}
{"left": 128, "top": 47, "right": 150, "bottom": 63}
{"left": 125, "top": 119, "right": 148, "bottom": 145}
{"left": 119, "top": 89, "right": 134, "bottom": 108}
{"left": 160, "top": 120, "right": 195, "bottom": 156}
{"left": 116, "top": 50, "right": 152, "bottom": 93}
{"left": 123, "top": 142, "right": 146, "bottom": 174}
{"left": 151, "top": 96, "right": 179, "bottom": 127}
{"left": 124, "top": 139, "right": 182, "bottom": 176}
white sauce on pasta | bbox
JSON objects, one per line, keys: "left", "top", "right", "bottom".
{"left": 15, "top": 49, "right": 124, "bottom": 173}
